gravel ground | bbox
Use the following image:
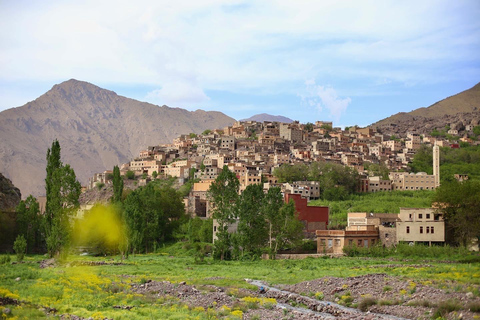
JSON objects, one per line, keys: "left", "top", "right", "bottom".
{"left": 127, "top": 273, "right": 480, "bottom": 320}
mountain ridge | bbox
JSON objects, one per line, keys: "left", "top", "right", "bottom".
{"left": 371, "top": 82, "right": 480, "bottom": 131}
{"left": 241, "top": 113, "right": 293, "bottom": 123}
{"left": 0, "top": 79, "right": 235, "bottom": 197}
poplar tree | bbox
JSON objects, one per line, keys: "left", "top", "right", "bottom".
{"left": 207, "top": 165, "right": 239, "bottom": 260}
{"left": 112, "top": 165, "right": 123, "bottom": 203}
{"left": 44, "top": 140, "right": 81, "bottom": 257}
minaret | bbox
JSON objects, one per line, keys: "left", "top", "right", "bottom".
{"left": 433, "top": 142, "right": 440, "bottom": 188}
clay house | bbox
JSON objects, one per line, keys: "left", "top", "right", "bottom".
{"left": 396, "top": 208, "right": 445, "bottom": 246}
{"left": 316, "top": 212, "right": 398, "bottom": 254}
{"left": 285, "top": 193, "right": 328, "bottom": 234}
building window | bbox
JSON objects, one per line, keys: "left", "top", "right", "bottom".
{"left": 426, "top": 214, "right": 431, "bottom": 219}
{"left": 419, "top": 214, "right": 423, "bottom": 219}
{"left": 431, "top": 226, "right": 434, "bottom": 234}
{"left": 321, "top": 239, "right": 326, "bottom": 245}
{"left": 328, "top": 239, "right": 333, "bottom": 248}
{"left": 357, "top": 239, "right": 362, "bottom": 246}
{"left": 420, "top": 226, "right": 423, "bottom": 234}
{"left": 426, "top": 227, "right": 430, "bottom": 233}
{"left": 348, "top": 239, "right": 353, "bottom": 246}
{"left": 335, "top": 239, "right": 341, "bottom": 247}
{"left": 406, "top": 226, "right": 410, "bottom": 234}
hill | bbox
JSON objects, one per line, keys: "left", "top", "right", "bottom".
{"left": 0, "top": 79, "right": 235, "bottom": 197}
{"left": 371, "top": 82, "right": 480, "bottom": 136}
{"left": 241, "top": 113, "right": 293, "bottom": 123}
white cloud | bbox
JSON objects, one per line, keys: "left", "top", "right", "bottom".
{"left": 0, "top": 0, "right": 478, "bottom": 111}
{"left": 302, "top": 80, "right": 352, "bottom": 122}
{"left": 146, "top": 81, "right": 210, "bottom": 107}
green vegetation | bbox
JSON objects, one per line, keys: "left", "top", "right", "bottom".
{"left": 44, "top": 140, "right": 81, "bottom": 257}
{"left": 273, "top": 162, "right": 359, "bottom": 200}
{"left": 410, "top": 145, "right": 480, "bottom": 181}
{"left": 434, "top": 179, "right": 480, "bottom": 247}
{"left": 13, "top": 235, "right": 27, "bottom": 261}
{"left": 123, "top": 183, "right": 185, "bottom": 254}
{"left": 112, "top": 165, "right": 123, "bottom": 203}
{"left": 0, "top": 247, "right": 478, "bottom": 320}
{"left": 125, "top": 170, "right": 135, "bottom": 180}
{"left": 15, "top": 195, "right": 42, "bottom": 253}
{"left": 208, "top": 167, "right": 303, "bottom": 260}
{"left": 309, "top": 190, "right": 434, "bottom": 228}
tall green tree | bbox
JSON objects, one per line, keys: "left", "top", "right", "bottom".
{"left": 237, "top": 183, "right": 267, "bottom": 256}
{"left": 44, "top": 140, "right": 81, "bottom": 257}
{"left": 112, "top": 165, "right": 123, "bottom": 203}
{"left": 123, "top": 183, "right": 185, "bottom": 253}
{"left": 269, "top": 198, "right": 304, "bottom": 259}
{"left": 16, "top": 195, "right": 42, "bottom": 253}
{"left": 262, "top": 187, "right": 284, "bottom": 253}
{"left": 433, "top": 180, "right": 480, "bottom": 247}
{"left": 207, "top": 165, "right": 239, "bottom": 260}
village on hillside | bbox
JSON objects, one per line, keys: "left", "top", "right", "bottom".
{"left": 86, "top": 120, "right": 479, "bottom": 254}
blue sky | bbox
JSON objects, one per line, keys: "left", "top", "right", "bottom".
{"left": 1, "top": 1, "right": 479, "bottom": 127}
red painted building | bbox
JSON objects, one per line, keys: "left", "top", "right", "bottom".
{"left": 285, "top": 193, "right": 329, "bottom": 233}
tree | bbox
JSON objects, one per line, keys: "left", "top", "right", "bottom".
{"left": 433, "top": 180, "right": 480, "bottom": 247}
{"left": 202, "top": 129, "right": 212, "bottom": 135}
{"left": 473, "top": 126, "right": 480, "bottom": 137}
{"left": 262, "top": 187, "right": 284, "bottom": 255}
{"left": 112, "top": 165, "right": 123, "bottom": 203}
{"left": 304, "top": 122, "right": 314, "bottom": 132}
{"left": 44, "top": 140, "right": 81, "bottom": 257}
{"left": 123, "top": 183, "right": 185, "bottom": 253}
{"left": 237, "top": 184, "right": 267, "bottom": 256}
{"left": 263, "top": 191, "right": 303, "bottom": 259}
{"left": 409, "top": 145, "right": 433, "bottom": 174}
{"left": 273, "top": 163, "right": 309, "bottom": 183}
{"left": 152, "top": 171, "right": 158, "bottom": 179}
{"left": 207, "top": 165, "right": 239, "bottom": 260}
{"left": 126, "top": 170, "right": 135, "bottom": 180}
{"left": 13, "top": 235, "right": 27, "bottom": 261}
{"left": 16, "top": 195, "right": 42, "bottom": 253}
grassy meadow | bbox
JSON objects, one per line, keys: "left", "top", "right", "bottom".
{"left": 1, "top": 244, "right": 479, "bottom": 319}
{"left": 309, "top": 190, "right": 435, "bottom": 228}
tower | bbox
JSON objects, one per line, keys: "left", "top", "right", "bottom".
{"left": 433, "top": 142, "right": 440, "bottom": 188}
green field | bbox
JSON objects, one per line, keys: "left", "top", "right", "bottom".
{"left": 309, "top": 190, "right": 435, "bottom": 228}
{"left": 1, "top": 244, "right": 479, "bottom": 319}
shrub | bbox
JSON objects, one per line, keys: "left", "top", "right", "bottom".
{"left": 0, "top": 255, "right": 11, "bottom": 265}
{"left": 96, "top": 182, "right": 105, "bottom": 190}
{"left": 467, "top": 301, "right": 480, "bottom": 313}
{"left": 126, "top": 170, "right": 135, "bottom": 180}
{"left": 433, "top": 299, "right": 461, "bottom": 319}
{"left": 358, "top": 297, "right": 377, "bottom": 311}
{"left": 13, "top": 235, "right": 27, "bottom": 261}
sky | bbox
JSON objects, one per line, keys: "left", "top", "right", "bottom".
{"left": 0, "top": 1, "right": 479, "bottom": 127}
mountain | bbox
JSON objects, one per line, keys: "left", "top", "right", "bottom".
{"left": 0, "top": 79, "right": 235, "bottom": 197}
{"left": 241, "top": 113, "right": 293, "bottom": 123}
{"left": 371, "top": 82, "right": 480, "bottom": 135}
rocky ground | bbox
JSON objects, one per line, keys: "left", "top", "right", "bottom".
{"left": 8, "top": 260, "right": 480, "bottom": 319}
{"left": 126, "top": 274, "right": 480, "bottom": 320}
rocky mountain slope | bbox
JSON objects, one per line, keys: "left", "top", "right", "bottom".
{"left": 371, "top": 82, "right": 480, "bottom": 136}
{"left": 0, "top": 79, "right": 235, "bottom": 197}
{"left": 241, "top": 113, "right": 293, "bottom": 123}
{"left": 0, "top": 173, "right": 21, "bottom": 212}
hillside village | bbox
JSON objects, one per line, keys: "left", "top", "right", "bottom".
{"left": 86, "top": 119, "right": 479, "bottom": 253}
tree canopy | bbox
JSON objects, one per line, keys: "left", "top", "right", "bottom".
{"left": 433, "top": 180, "right": 480, "bottom": 247}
